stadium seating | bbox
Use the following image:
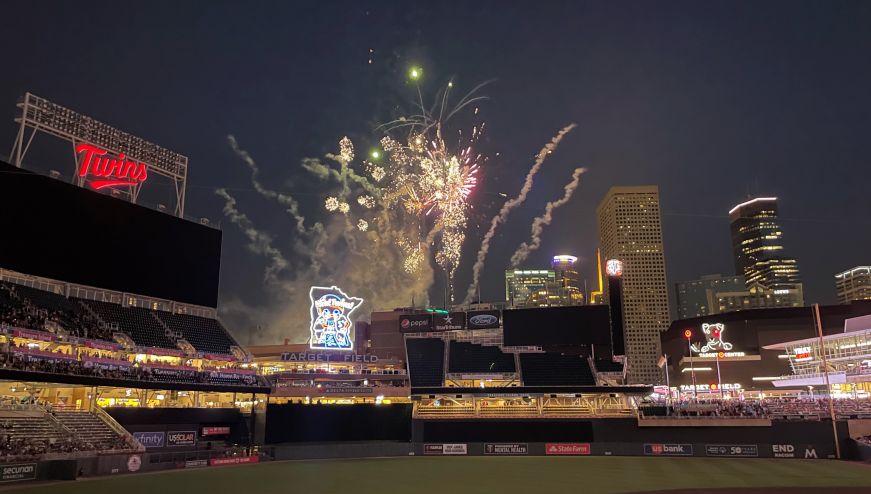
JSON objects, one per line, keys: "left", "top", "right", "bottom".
{"left": 448, "top": 341, "right": 515, "bottom": 373}
{"left": 9, "top": 284, "right": 111, "bottom": 341}
{"left": 155, "top": 312, "right": 236, "bottom": 355}
{"left": 406, "top": 338, "right": 445, "bottom": 387}
{"left": 519, "top": 353, "right": 595, "bottom": 386}
{"left": 79, "top": 300, "right": 178, "bottom": 349}
{"left": 53, "top": 410, "right": 128, "bottom": 450}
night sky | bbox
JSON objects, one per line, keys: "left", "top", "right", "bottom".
{"left": 2, "top": 1, "right": 870, "bottom": 338}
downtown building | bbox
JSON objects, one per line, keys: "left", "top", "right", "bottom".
{"left": 729, "top": 197, "right": 803, "bottom": 297}
{"left": 597, "top": 186, "right": 670, "bottom": 384}
{"left": 835, "top": 266, "right": 871, "bottom": 304}
{"left": 504, "top": 255, "right": 585, "bottom": 308}
{"left": 675, "top": 273, "right": 803, "bottom": 320}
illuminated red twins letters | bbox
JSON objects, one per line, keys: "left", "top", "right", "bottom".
{"left": 75, "top": 143, "right": 148, "bottom": 190}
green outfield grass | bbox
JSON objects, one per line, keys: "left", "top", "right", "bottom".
{"left": 11, "top": 457, "right": 871, "bottom": 494}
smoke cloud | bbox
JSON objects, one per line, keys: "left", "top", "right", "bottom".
{"left": 462, "top": 124, "right": 576, "bottom": 304}
{"left": 509, "top": 167, "right": 586, "bottom": 267}
{"left": 217, "top": 137, "right": 434, "bottom": 345}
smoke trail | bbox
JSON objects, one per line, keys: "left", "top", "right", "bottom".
{"left": 462, "top": 124, "right": 577, "bottom": 304}
{"left": 227, "top": 135, "right": 308, "bottom": 235}
{"left": 215, "top": 188, "right": 288, "bottom": 282}
{"left": 509, "top": 167, "right": 586, "bottom": 267}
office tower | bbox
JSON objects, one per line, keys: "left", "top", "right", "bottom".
{"left": 674, "top": 274, "right": 746, "bottom": 319}
{"left": 597, "top": 186, "right": 670, "bottom": 384}
{"left": 551, "top": 255, "right": 585, "bottom": 306}
{"left": 729, "top": 197, "right": 801, "bottom": 291}
{"left": 505, "top": 269, "right": 555, "bottom": 308}
{"left": 835, "top": 266, "right": 871, "bottom": 304}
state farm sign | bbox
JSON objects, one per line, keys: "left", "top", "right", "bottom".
{"left": 76, "top": 143, "right": 148, "bottom": 190}
{"left": 545, "top": 443, "right": 591, "bottom": 455}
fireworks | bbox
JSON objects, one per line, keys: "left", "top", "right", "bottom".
{"left": 314, "top": 77, "right": 490, "bottom": 301}
{"left": 339, "top": 136, "right": 354, "bottom": 162}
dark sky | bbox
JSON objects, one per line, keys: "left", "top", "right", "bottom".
{"left": 2, "top": 0, "right": 870, "bottom": 322}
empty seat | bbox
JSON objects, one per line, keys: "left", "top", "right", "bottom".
{"left": 448, "top": 342, "right": 515, "bottom": 373}
{"left": 519, "top": 353, "right": 595, "bottom": 386}
{"left": 406, "top": 338, "right": 445, "bottom": 387}
{"left": 79, "top": 300, "right": 177, "bottom": 349}
{"left": 155, "top": 312, "right": 237, "bottom": 354}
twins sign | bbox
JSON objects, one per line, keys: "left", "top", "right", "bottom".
{"left": 309, "top": 286, "right": 364, "bottom": 351}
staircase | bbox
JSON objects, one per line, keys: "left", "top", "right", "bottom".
{"left": 53, "top": 411, "right": 128, "bottom": 450}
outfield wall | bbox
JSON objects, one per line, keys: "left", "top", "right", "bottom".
{"left": 412, "top": 418, "right": 850, "bottom": 459}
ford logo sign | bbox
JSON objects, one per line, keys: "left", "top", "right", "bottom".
{"left": 469, "top": 314, "right": 498, "bottom": 326}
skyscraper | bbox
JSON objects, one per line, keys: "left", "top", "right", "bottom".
{"left": 551, "top": 255, "right": 584, "bottom": 306}
{"left": 674, "top": 274, "right": 744, "bottom": 319}
{"left": 729, "top": 197, "right": 801, "bottom": 290}
{"left": 835, "top": 266, "right": 871, "bottom": 304}
{"left": 505, "top": 269, "right": 555, "bottom": 308}
{"left": 597, "top": 186, "right": 670, "bottom": 384}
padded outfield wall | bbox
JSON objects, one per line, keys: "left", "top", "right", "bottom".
{"left": 412, "top": 418, "right": 850, "bottom": 459}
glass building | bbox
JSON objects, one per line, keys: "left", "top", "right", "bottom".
{"left": 729, "top": 197, "right": 802, "bottom": 292}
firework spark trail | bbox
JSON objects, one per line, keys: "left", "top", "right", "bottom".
{"left": 215, "top": 188, "right": 288, "bottom": 282}
{"left": 227, "top": 135, "right": 307, "bottom": 235}
{"left": 509, "top": 167, "right": 586, "bottom": 268}
{"left": 462, "top": 124, "right": 577, "bottom": 304}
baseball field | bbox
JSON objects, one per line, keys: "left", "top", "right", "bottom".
{"left": 9, "top": 456, "right": 871, "bottom": 494}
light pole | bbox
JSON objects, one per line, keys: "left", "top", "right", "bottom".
{"left": 684, "top": 329, "right": 696, "bottom": 402}
{"left": 715, "top": 351, "right": 724, "bottom": 400}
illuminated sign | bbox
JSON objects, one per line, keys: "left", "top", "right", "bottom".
{"left": 697, "top": 351, "right": 746, "bottom": 358}
{"left": 691, "top": 323, "right": 733, "bottom": 353}
{"left": 605, "top": 259, "right": 623, "bottom": 277}
{"left": 683, "top": 329, "right": 693, "bottom": 339}
{"left": 793, "top": 346, "right": 813, "bottom": 362}
{"left": 680, "top": 383, "right": 742, "bottom": 392}
{"left": 553, "top": 255, "right": 577, "bottom": 264}
{"left": 280, "top": 352, "right": 377, "bottom": 363}
{"left": 76, "top": 143, "right": 148, "bottom": 190}
{"left": 309, "top": 286, "right": 364, "bottom": 351}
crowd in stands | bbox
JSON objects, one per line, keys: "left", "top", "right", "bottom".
{"left": 0, "top": 350, "right": 264, "bottom": 387}
{"left": 643, "top": 397, "right": 871, "bottom": 419}
{"left": 0, "top": 282, "right": 114, "bottom": 342}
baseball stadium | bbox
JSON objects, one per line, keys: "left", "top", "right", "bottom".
{"left": 1, "top": 93, "right": 871, "bottom": 494}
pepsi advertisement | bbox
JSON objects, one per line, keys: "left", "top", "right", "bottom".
{"left": 399, "top": 314, "right": 433, "bottom": 333}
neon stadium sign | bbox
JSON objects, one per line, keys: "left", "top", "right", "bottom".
{"left": 76, "top": 143, "right": 148, "bottom": 190}
{"left": 308, "top": 286, "right": 364, "bottom": 351}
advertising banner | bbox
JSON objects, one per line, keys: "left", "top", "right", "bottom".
{"left": 323, "top": 387, "right": 373, "bottom": 394}
{"left": 423, "top": 444, "right": 467, "bottom": 455}
{"left": 209, "top": 456, "right": 260, "bottom": 466}
{"left": 705, "top": 444, "right": 758, "bottom": 457}
{"left": 643, "top": 443, "right": 693, "bottom": 456}
{"left": 484, "top": 443, "right": 528, "bottom": 455}
{"left": 0, "top": 464, "right": 36, "bottom": 482}
{"left": 399, "top": 314, "right": 433, "bottom": 333}
{"left": 166, "top": 431, "right": 196, "bottom": 447}
{"left": 201, "top": 426, "right": 231, "bottom": 436}
{"left": 545, "top": 443, "right": 591, "bottom": 455}
{"left": 467, "top": 310, "right": 501, "bottom": 329}
{"left": 182, "top": 459, "right": 209, "bottom": 469}
{"left": 432, "top": 312, "right": 466, "bottom": 331}
{"left": 133, "top": 432, "right": 165, "bottom": 448}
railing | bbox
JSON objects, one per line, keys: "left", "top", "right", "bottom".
{"left": 93, "top": 407, "right": 144, "bottom": 452}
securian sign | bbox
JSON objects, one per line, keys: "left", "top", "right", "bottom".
{"left": 76, "top": 143, "right": 148, "bottom": 190}
{"left": 309, "top": 286, "right": 364, "bottom": 351}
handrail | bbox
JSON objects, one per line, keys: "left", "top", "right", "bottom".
{"left": 92, "top": 406, "right": 144, "bottom": 452}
